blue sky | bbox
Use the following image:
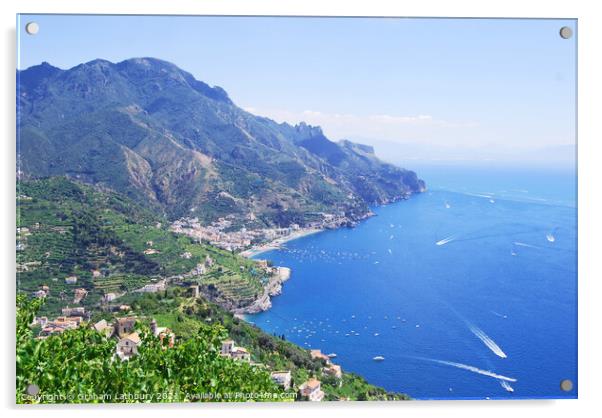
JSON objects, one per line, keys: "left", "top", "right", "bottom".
{"left": 17, "top": 15, "right": 576, "bottom": 166}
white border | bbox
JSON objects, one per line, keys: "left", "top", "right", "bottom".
{"left": 2, "top": 1, "right": 601, "bottom": 418}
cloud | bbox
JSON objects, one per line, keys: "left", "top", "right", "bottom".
{"left": 242, "top": 106, "right": 478, "bottom": 145}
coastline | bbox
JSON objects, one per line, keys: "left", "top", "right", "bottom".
{"left": 239, "top": 227, "right": 324, "bottom": 258}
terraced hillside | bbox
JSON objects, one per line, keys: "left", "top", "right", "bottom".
{"left": 16, "top": 177, "right": 266, "bottom": 316}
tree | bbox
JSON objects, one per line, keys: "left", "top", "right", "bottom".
{"left": 16, "top": 295, "right": 285, "bottom": 404}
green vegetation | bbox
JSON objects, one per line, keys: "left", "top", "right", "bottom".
{"left": 16, "top": 295, "right": 287, "bottom": 404}
{"left": 120, "top": 288, "right": 409, "bottom": 401}
{"left": 17, "top": 177, "right": 264, "bottom": 316}
{"left": 18, "top": 58, "right": 424, "bottom": 225}
{"left": 16, "top": 179, "right": 410, "bottom": 403}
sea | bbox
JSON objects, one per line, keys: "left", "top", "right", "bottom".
{"left": 249, "top": 164, "right": 577, "bottom": 400}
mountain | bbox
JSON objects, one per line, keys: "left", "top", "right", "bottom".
{"left": 17, "top": 58, "right": 425, "bottom": 225}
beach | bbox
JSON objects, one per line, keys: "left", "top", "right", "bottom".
{"left": 239, "top": 227, "right": 324, "bottom": 258}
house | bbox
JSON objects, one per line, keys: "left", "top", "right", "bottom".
{"left": 93, "top": 319, "right": 113, "bottom": 337}
{"left": 220, "top": 339, "right": 251, "bottom": 362}
{"left": 143, "top": 248, "right": 160, "bottom": 255}
{"left": 116, "top": 332, "right": 141, "bottom": 360}
{"left": 150, "top": 319, "right": 175, "bottom": 348}
{"left": 104, "top": 293, "right": 117, "bottom": 303}
{"left": 221, "top": 339, "right": 235, "bottom": 355}
{"left": 65, "top": 276, "right": 78, "bottom": 284}
{"left": 91, "top": 270, "right": 102, "bottom": 279}
{"left": 193, "top": 263, "right": 206, "bottom": 275}
{"left": 299, "top": 378, "right": 325, "bottom": 402}
{"left": 62, "top": 306, "right": 85, "bottom": 317}
{"left": 205, "top": 255, "right": 214, "bottom": 267}
{"left": 119, "top": 305, "right": 131, "bottom": 312}
{"left": 270, "top": 371, "right": 292, "bottom": 390}
{"left": 114, "top": 317, "right": 136, "bottom": 337}
{"left": 38, "top": 316, "right": 80, "bottom": 337}
{"left": 180, "top": 251, "right": 192, "bottom": 259}
{"left": 323, "top": 364, "right": 343, "bottom": 380}
{"left": 33, "top": 316, "right": 48, "bottom": 327}
{"left": 310, "top": 349, "right": 331, "bottom": 364}
{"left": 230, "top": 347, "right": 251, "bottom": 362}
{"left": 32, "top": 290, "right": 47, "bottom": 299}
{"left": 73, "top": 288, "right": 88, "bottom": 303}
{"left": 137, "top": 280, "right": 166, "bottom": 293}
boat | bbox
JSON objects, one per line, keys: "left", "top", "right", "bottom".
{"left": 546, "top": 233, "right": 556, "bottom": 243}
{"left": 327, "top": 353, "right": 337, "bottom": 358}
{"left": 373, "top": 356, "right": 385, "bottom": 361}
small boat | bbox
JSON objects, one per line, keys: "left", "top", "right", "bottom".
{"left": 327, "top": 353, "right": 337, "bottom": 358}
{"left": 546, "top": 234, "right": 556, "bottom": 243}
{"left": 373, "top": 356, "right": 385, "bottom": 361}
{"left": 373, "top": 333, "right": 380, "bottom": 336}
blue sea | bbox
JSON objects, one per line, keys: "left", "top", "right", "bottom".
{"left": 250, "top": 165, "right": 577, "bottom": 400}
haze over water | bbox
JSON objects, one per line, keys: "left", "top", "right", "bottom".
{"left": 250, "top": 165, "right": 577, "bottom": 399}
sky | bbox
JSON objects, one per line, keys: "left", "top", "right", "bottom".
{"left": 17, "top": 15, "right": 577, "bottom": 167}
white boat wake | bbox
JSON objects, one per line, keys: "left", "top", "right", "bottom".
{"left": 500, "top": 380, "right": 515, "bottom": 392}
{"left": 469, "top": 324, "right": 507, "bottom": 358}
{"left": 414, "top": 357, "right": 517, "bottom": 382}
{"left": 491, "top": 311, "right": 508, "bottom": 319}
{"left": 513, "top": 241, "right": 540, "bottom": 249}
{"left": 436, "top": 235, "right": 456, "bottom": 246}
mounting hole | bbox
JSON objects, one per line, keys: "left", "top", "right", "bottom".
{"left": 559, "top": 26, "right": 573, "bottom": 39}
{"left": 560, "top": 379, "right": 574, "bottom": 392}
{"left": 25, "top": 22, "right": 39, "bottom": 35}
{"left": 26, "top": 383, "right": 39, "bottom": 396}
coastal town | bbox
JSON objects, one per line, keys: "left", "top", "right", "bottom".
{"left": 170, "top": 212, "right": 363, "bottom": 255}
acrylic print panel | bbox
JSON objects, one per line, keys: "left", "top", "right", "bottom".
{"left": 16, "top": 14, "right": 577, "bottom": 403}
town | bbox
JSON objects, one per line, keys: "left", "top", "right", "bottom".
{"left": 170, "top": 212, "right": 359, "bottom": 253}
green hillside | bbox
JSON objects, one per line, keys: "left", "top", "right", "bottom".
{"left": 17, "top": 177, "right": 264, "bottom": 316}
{"left": 17, "top": 58, "right": 424, "bottom": 225}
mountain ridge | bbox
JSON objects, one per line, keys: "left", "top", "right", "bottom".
{"left": 17, "top": 57, "right": 425, "bottom": 226}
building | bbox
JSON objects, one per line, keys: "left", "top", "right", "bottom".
{"left": 93, "top": 319, "right": 114, "bottom": 337}
{"left": 150, "top": 319, "right": 175, "bottom": 348}
{"left": 104, "top": 292, "right": 117, "bottom": 303}
{"left": 323, "top": 364, "right": 343, "bottom": 380}
{"left": 270, "top": 371, "right": 292, "bottom": 390}
{"left": 114, "top": 317, "right": 136, "bottom": 337}
{"left": 65, "top": 276, "right": 78, "bottom": 284}
{"left": 193, "top": 263, "right": 206, "bottom": 275}
{"left": 73, "top": 288, "right": 88, "bottom": 303}
{"left": 221, "top": 339, "right": 235, "bottom": 355}
{"left": 38, "top": 316, "right": 80, "bottom": 337}
{"left": 299, "top": 378, "right": 325, "bottom": 402}
{"left": 310, "top": 349, "right": 331, "bottom": 364}
{"left": 62, "top": 306, "right": 85, "bottom": 317}
{"left": 221, "top": 339, "right": 251, "bottom": 362}
{"left": 143, "top": 248, "right": 160, "bottom": 255}
{"left": 116, "top": 332, "right": 141, "bottom": 360}
{"left": 230, "top": 347, "right": 251, "bottom": 362}
{"left": 91, "top": 270, "right": 102, "bottom": 279}
{"left": 33, "top": 316, "right": 48, "bottom": 328}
